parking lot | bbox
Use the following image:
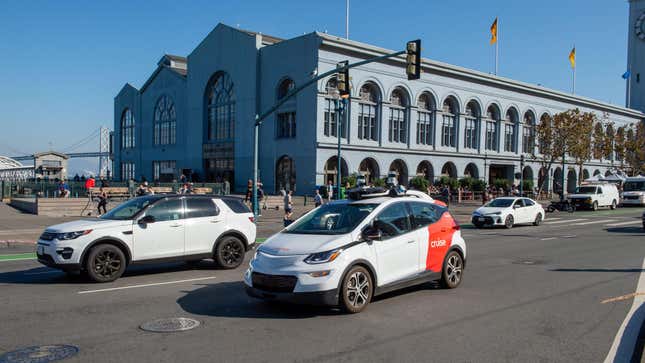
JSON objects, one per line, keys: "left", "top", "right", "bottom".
{"left": 1, "top": 204, "right": 644, "bottom": 362}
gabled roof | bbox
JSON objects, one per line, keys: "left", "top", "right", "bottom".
{"left": 34, "top": 151, "right": 69, "bottom": 160}
{"left": 139, "top": 54, "right": 187, "bottom": 93}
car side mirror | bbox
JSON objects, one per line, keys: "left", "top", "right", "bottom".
{"left": 513, "top": 204, "right": 520, "bottom": 209}
{"left": 362, "top": 226, "right": 382, "bottom": 242}
{"left": 138, "top": 215, "right": 156, "bottom": 225}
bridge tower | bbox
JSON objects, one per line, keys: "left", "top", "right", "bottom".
{"left": 98, "top": 126, "right": 110, "bottom": 178}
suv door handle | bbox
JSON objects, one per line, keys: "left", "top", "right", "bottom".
{"left": 210, "top": 220, "right": 221, "bottom": 223}
{"left": 170, "top": 224, "right": 182, "bottom": 228}
{"left": 407, "top": 240, "right": 415, "bottom": 244}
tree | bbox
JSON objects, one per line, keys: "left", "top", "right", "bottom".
{"left": 614, "top": 126, "right": 627, "bottom": 168}
{"left": 604, "top": 122, "right": 615, "bottom": 161}
{"left": 625, "top": 121, "right": 645, "bottom": 175}
{"left": 592, "top": 122, "right": 605, "bottom": 160}
{"left": 533, "top": 114, "right": 557, "bottom": 195}
{"left": 567, "top": 110, "right": 595, "bottom": 185}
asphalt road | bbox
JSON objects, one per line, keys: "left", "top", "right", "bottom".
{"left": 0, "top": 207, "right": 644, "bottom": 362}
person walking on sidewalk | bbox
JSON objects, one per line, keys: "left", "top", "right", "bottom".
{"left": 283, "top": 190, "right": 293, "bottom": 226}
{"left": 97, "top": 187, "right": 108, "bottom": 215}
{"left": 314, "top": 189, "right": 323, "bottom": 207}
{"left": 326, "top": 180, "right": 334, "bottom": 202}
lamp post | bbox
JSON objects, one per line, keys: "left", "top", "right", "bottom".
{"left": 519, "top": 154, "right": 525, "bottom": 196}
{"left": 330, "top": 88, "right": 345, "bottom": 199}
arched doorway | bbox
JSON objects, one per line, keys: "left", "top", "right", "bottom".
{"left": 605, "top": 170, "right": 612, "bottom": 177}
{"left": 416, "top": 161, "right": 434, "bottom": 182}
{"left": 553, "top": 167, "right": 563, "bottom": 193}
{"left": 538, "top": 167, "right": 549, "bottom": 192}
{"left": 358, "top": 158, "right": 380, "bottom": 184}
{"left": 582, "top": 169, "right": 590, "bottom": 181}
{"left": 464, "top": 163, "right": 479, "bottom": 179}
{"left": 324, "top": 156, "right": 348, "bottom": 184}
{"left": 567, "top": 168, "right": 577, "bottom": 193}
{"left": 522, "top": 166, "right": 533, "bottom": 184}
{"left": 275, "top": 156, "right": 296, "bottom": 192}
{"left": 389, "top": 159, "right": 408, "bottom": 186}
{"left": 441, "top": 162, "right": 458, "bottom": 178}
{"left": 593, "top": 169, "right": 601, "bottom": 176}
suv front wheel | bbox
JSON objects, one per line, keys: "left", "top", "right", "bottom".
{"left": 86, "top": 244, "right": 127, "bottom": 283}
{"left": 214, "top": 236, "right": 245, "bottom": 269}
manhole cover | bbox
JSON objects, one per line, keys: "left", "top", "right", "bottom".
{"left": 512, "top": 258, "right": 544, "bottom": 265}
{"left": 140, "top": 317, "right": 200, "bottom": 333}
{"left": 0, "top": 345, "right": 79, "bottom": 363}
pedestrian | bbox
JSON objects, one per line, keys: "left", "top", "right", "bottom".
{"left": 136, "top": 181, "right": 149, "bottom": 196}
{"left": 57, "top": 180, "right": 70, "bottom": 198}
{"left": 283, "top": 190, "right": 293, "bottom": 226}
{"left": 85, "top": 174, "right": 96, "bottom": 195}
{"left": 441, "top": 185, "right": 450, "bottom": 207}
{"left": 482, "top": 189, "right": 489, "bottom": 205}
{"left": 314, "top": 189, "right": 323, "bottom": 207}
{"left": 128, "top": 178, "right": 136, "bottom": 198}
{"left": 245, "top": 179, "right": 253, "bottom": 202}
{"left": 97, "top": 187, "right": 108, "bottom": 215}
{"left": 326, "top": 180, "right": 334, "bottom": 202}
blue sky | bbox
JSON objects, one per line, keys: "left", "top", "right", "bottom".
{"left": 0, "top": 0, "right": 632, "bottom": 174}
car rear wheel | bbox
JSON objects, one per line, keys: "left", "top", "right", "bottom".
{"left": 533, "top": 213, "right": 542, "bottom": 226}
{"left": 86, "top": 244, "right": 126, "bottom": 283}
{"left": 340, "top": 265, "right": 372, "bottom": 314}
{"left": 592, "top": 201, "right": 598, "bottom": 211}
{"left": 214, "top": 236, "right": 245, "bottom": 269}
{"left": 473, "top": 221, "right": 484, "bottom": 228}
{"left": 610, "top": 200, "right": 617, "bottom": 210}
{"left": 504, "top": 215, "right": 514, "bottom": 229}
{"left": 440, "top": 251, "right": 464, "bottom": 289}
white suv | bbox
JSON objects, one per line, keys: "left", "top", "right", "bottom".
{"left": 244, "top": 190, "right": 466, "bottom": 313}
{"left": 37, "top": 195, "right": 256, "bottom": 282}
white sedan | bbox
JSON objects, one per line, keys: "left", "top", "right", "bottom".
{"left": 471, "top": 197, "right": 545, "bottom": 229}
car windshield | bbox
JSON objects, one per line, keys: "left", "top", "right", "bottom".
{"left": 624, "top": 181, "right": 645, "bottom": 192}
{"left": 485, "top": 199, "right": 514, "bottom": 208}
{"left": 285, "top": 203, "right": 378, "bottom": 235}
{"left": 575, "top": 186, "right": 597, "bottom": 194}
{"left": 99, "top": 196, "right": 163, "bottom": 220}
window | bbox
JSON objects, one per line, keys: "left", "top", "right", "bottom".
{"left": 504, "top": 123, "right": 515, "bottom": 152}
{"left": 153, "top": 95, "right": 176, "bottom": 145}
{"left": 276, "top": 112, "right": 296, "bottom": 138}
{"left": 485, "top": 121, "right": 496, "bottom": 150}
{"left": 372, "top": 203, "right": 411, "bottom": 239}
{"left": 416, "top": 94, "right": 434, "bottom": 145}
{"left": 153, "top": 160, "right": 176, "bottom": 182}
{"left": 121, "top": 162, "right": 135, "bottom": 180}
{"left": 185, "top": 198, "right": 219, "bottom": 219}
{"left": 206, "top": 72, "right": 235, "bottom": 141}
{"left": 358, "top": 83, "right": 380, "bottom": 141}
{"left": 145, "top": 199, "right": 184, "bottom": 222}
{"left": 121, "top": 109, "right": 135, "bottom": 149}
{"left": 323, "top": 78, "right": 346, "bottom": 138}
{"left": 522, "top": 112, "right": 535, "bottom": 154}
{"left": 388, "top": 89, "right": 408, "bottom": 143}
{"left": 513, "top": 199, "right": 525, "bottom": 208}
{"left": 409, "top": 202, "right": 441, "bottom": 229}
{"left": 441, "top": 99, "right": 457, "bottom": 147}
{"left": 523, "top": 198, "right": 535, "bottom": 206}
{"left": 464, "top": 118, "right": 477, "bottom": 149}
{"left": 222, "top": 198, "right": 252, "bottom": 213}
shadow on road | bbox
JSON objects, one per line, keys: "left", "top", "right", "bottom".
{"left": 605, "top": 226, "right": 645, "bottom": 235}
{"left": 550, "top": 268, "right": 645, "bottom": 273}
{"left": 613, "top": 301, "right": 645, "bottom": 362}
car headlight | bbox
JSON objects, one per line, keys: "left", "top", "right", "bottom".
{"left": 486, "top": 212, "right": 502, "bottom": 216}
{"left": 304, "top": 248, "right": 342, "bottom": 264}
{"left": 55, "top": 230, "right": 92, "bottom": 240}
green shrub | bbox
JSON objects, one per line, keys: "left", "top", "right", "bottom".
{"left": 342, "top": 173, "right": 358, "bottom": 188}
{"left": 522, "top": 180, "right": 534, "bottom": 191}
{"left": 409, "top": 176, "right": 429, "bottom": 191}
{"left": 493, "top": 178, "right": 511, "bottom": 190}
{"left": 459, "top": 177, "right": 476, "bottom": 189}
{"left": 373, "top": 178, "right": 386, "bottom": 187}
{"left": 471, "top": 179, "right": 487, "bottom": 192}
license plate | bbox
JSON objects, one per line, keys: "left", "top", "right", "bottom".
{"left": 477, "top": 217, "right": 485, "bottom": 221}
{"left": 37, "top": 245, "right": 44, "bottom": 255}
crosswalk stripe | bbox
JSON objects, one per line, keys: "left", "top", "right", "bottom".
{"left": 544, "top": 218, "right": 587, "bottom": 225}
{"left": 545, "top": 218, "right": 562, "bottom": 222}
{"left": 606, "top": 220, "right": 642, "bottom": 227}
{"left": 573, "top": 220, "right": 617, "bottom": 226}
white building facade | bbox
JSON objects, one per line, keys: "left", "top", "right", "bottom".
{"left": 113, "top": 23, "right": 643, "bottom": 195}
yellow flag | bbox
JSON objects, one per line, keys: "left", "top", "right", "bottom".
{"left": 569, "top": 47, "right": 576, "bottom": 68}
{"left": 490, "top": 18, "right": 498, "bottom": 45}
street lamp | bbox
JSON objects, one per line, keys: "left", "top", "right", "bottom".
{"left": 329, "top": 88, "right": 344, "bottom": 199}
{"left": 519, "top": 154, "right": 525, "bottom": 196}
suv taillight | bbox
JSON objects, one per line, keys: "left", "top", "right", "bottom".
{"left": 248, "top": 216, "right": 255, "bottom": 223}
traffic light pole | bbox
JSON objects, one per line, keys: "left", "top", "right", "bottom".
{"left": 251, "top": 49, "right": 407, "bottom": 219}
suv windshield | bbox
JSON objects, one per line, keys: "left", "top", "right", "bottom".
{"left": 485, "top": 199, "right": 514, "bottom": 208}
{"left": 624, "top": 181, "right": 645, "bottom": 192}
{"left": 285, "top": 203, "right": 378, "bottom": 235}
{"left": 575, "top": 186, "right": 597, "bottom": 194}
{"left": 100, "top": 196, "right": 163, "bottom": 220}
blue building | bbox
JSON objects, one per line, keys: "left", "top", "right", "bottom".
{"left": 113, "top": 23, "right": 643, "bottom": 195}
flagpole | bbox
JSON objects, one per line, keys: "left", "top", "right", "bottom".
{"left": 627, "top": 72, "right": 631, "bottom": 108}
{"left": 495, "top": 17, "right": 499, "bottom": 75}
{"left": 345, "top": 0, "right": 349, "bottom": 39}
{"left": 572, "top": 65, "right": 576, "bottom": 94}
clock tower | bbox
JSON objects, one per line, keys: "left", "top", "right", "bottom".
{"left": 628, "top": 0, "right": 645, "bottom": 111}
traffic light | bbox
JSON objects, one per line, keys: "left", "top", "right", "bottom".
{"left": 336, "top": 61, "right": 350, "bottom": 98}
{"left": 406, "top": 39, "right": 421, "bottom": 80}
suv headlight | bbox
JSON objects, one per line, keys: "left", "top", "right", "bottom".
{"left": 304, "top": 248, "right": 342, "bottom": 264}
{"left": 55, "top": 230, "right": 92, "bottom": 240}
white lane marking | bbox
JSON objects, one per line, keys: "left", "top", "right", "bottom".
{"left": 78, "top": 276, "right": 217, "bottom": 294}
{"left": 0, "top": 229, "right": 44, "bottom": 235}
{"left": 545, "top": 218, "right": 562, "bottom": 222}
{"left": 540, "top": 237, "right": 557, "bottom": 241}
{"left": 606, "top": 220, "right": 642, "bottom": 227}
{"left": 572, "top": 220, "right": 617, "bottom": 226}
{"left": 0, "top": 257, "right": 36, "bottom": 262}
{"left": 604, "top": 257, "right": 645, "bottom": 363}
{"left": 544, "top": 218, "right": 588, "bottom": 225}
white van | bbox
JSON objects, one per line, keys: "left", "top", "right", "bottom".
{"left": 568, "top": 183, "right": 620, "bottom": 211}
{"left": 622, "top": 176, "right": 645, "bottom": 206}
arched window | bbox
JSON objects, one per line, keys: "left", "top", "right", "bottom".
{"left": 441, "top": 97, "right": 458, "bottom": 147}
{"left": 464, "top": 100, "right": 481, "bottom": 149}
{"left": 276, "top": 155, "right": 296, "bottom": 192}
{"left": 358, "top": 82, "right": 380, "bottom": 141}
{"left": 485, "top": 104, "right": 500, "bottom": 151}
{"left": 504, "top": 107, "right": 518, "bottom": 152}
{"left": 153, "top": 95, "right": 176, "bottom": 145}
{"left": 206, "top": 72, "right": 235, "bottom": 141}
{"left": 522, "top": 111, "right": 535, "bottom": 154}
{"left": 388, "top": 88, "right": 409, "bottom": 143}
{"left": 416, "top": 93, "right": 435, "bottom": 146}
{"left": 276, "top": 78, "right": 296, "bottom": 138}
{"left": 323, "top": 77, "right": 346, "bottom": 138}
{"left": 121, "top": 108, "right": 135, "bottom": 149}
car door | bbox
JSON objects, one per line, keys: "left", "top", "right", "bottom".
{"left": 184, "top": 197, "right": 223, "bottom": 256}
{"left": 132, "top": 198, "right": 185, "bottom": 261}
{"left": 596, "top": 186, "right": 605, "bottom": 206}
{"left": 408, "top": 201, "right": 441, "bottom": 274}
{"left": 523, "top": 198, "right": 539, "bottom": 222}
{"left": 370, "top": 202, "right": 418, "bottom": 285}
{"left": 512, "top": 199, "right": 528, "bottom": 223}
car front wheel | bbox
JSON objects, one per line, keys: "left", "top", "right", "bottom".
{"left": 504, "top": 215, "right": 514, "bottom": 229}
{"left": 533, "top": 213, "right": 543, "bottom": 226}
{"left": 214, "top": 236, "right": 245, "bottom": 269}
{"left": 86, "top": 244, "right": 126, "bottom": 283}
{"left": 440, "top": 251, "right": 464, "bottom": 289}
{"left": 340, "top": 265, "right": 372, "bottom": 314}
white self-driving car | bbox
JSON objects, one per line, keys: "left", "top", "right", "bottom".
{"left": 37, "top": 195, "right": 256, "bottom": 282}
{"left": 244, "top": 189, "right": 466, "bottom": 313}
{"left": 472, "top": 197, "right": 545, "bottom": 228}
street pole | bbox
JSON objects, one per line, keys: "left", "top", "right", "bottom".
{"left": 336, "top": 99, "right": 342, "bottom": 199}
{"left": 519, "top": 155, "right": 525, "bottom": 196}
{"left": 252, "top": 119, "right": 259, "bottom": 219}
{"left": 561, "top": 152, "right": 566, "bottom": 202}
